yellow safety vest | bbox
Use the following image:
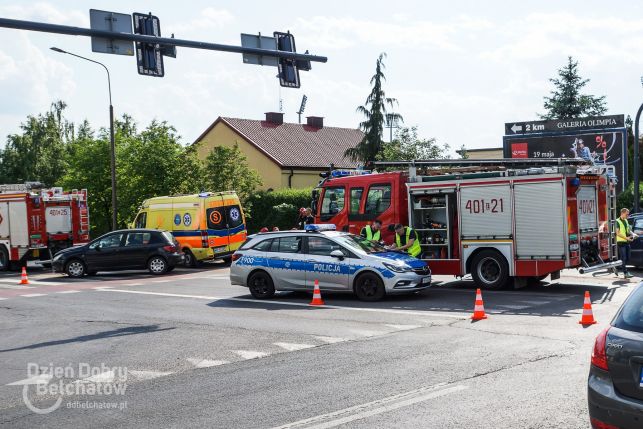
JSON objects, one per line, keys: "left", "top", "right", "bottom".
{"left": 616, "top": 218, "right": 631, "bottom": 243}
{"left": 364, "top": 225, "right": 381, "bottom": 241}
{"left": 395, "top": 227, "right": 421, "bottom": 258}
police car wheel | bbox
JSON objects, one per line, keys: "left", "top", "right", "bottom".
{"left": 471, "top": 250, "right": 509, "bottom": 290}
{"left": 248, "top": 271, "right": 275, "bottom": 299}
{"left": 354, "top": 272, "right": 385, "bottom": 302}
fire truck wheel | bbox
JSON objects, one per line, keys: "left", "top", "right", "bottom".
{"left": 248, "top": 271, "right": 275, "bottom": 299}
{"left": 148, "top": 256, "right": 168, "bottom": 275}
{"left": 65, "top": 259, "right": 86, "bottom": 278}
{"left": 0, "top": 246, "right": 8, "bottom": 271}
{"left": 354, "top": 272, "right": 386, "bottom": 302}
{"left": 471, "top": 250, "right": 509, "bottom": 290}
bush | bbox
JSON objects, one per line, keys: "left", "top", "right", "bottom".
{"left": 617, "top": 182, "right": 643, "bottom": 212}
{"left": 246, "top": 188, "right": 313, "bottom": 232}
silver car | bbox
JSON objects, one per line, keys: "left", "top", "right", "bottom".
{"left": 230, "top": 227, "right": 431, "bottom": 302}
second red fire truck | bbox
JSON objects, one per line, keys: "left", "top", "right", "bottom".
{"left": 0, "top": 183, "right": 90, "bottom": 270}
{"left": 313, "top": 159, "right": 620, "bottom": 289}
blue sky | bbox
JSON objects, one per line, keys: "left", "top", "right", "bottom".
{"left": 1, "top": 0, "right": 642, "bottom": 154}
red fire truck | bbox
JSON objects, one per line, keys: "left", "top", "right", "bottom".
{"left": 0, "top": 183, "right": 90, "bottom": 270}
{"left": 312, "top": 159, "right": 620, "bottom": 289}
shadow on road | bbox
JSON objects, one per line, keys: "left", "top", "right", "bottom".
{"left": 0, "top": 325, "right": 174, "bottom": 353}
{"left": 204, "top": 280, "right": 618, "bottom": 319}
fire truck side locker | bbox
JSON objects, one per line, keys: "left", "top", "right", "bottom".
{"left": 513, "top": 179, "right": 567, "bottom": 278}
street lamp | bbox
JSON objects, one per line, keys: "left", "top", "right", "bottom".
{"left": 50, "top": 47, "right": 117, "bottom": 230}
{"left": 385, "top": 113, "right": 400, "bottom": 143}
{"left": 634, "top": 76, "right": 643, "bottom": 213}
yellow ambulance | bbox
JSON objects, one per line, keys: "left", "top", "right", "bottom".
{"left": 132, "top": 191, "right": 247, "bottom": 266}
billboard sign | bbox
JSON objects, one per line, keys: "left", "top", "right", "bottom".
{"left": 503, "top": 126, "right": 627, "bottom": 192}
{"left": 505, "top": 114, "right": 625, "bottom": 136}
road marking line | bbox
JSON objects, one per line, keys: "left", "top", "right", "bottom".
{"left": 151, "top": 280, "right": 172, "bottom": 283}
{"left": 520, "top": 300, "right": 551, "bottom": 305}
{"left": 495, "top": 305, "right": 530, "bottom": 310}
{"left": 125, "top": 283, "right": 144, "bottom": 286}
{"left": 273, "top": 383, "right": 468, "bottom": 429}
{"left": 274, "top": 342, "right": 316, "bottom": 352}
{"left": 20, "top": 293, "right": 46, "bottom": 298}
{"left": 0, "top": 297, "right": 7, "bottom": 300}
{"left": 349, "top": 329, "right": 386, "bottom": 337}
{"left": 56, "top": 290, "right": 81, "bottom": 294}
{"left": 24, "top": 280, "right": 61, "bottom": 286}
{"left": 187, "top": 358, "right": 229, "bottom": 368}
{"left": 7, "top": 374, "right": 53, "bottom": 386}
{"left": 384, "top": 324, "right": 421, "bottom": 331}
{"left": 93, "top": 286, "right": 113, "bottom": 290}
{"left": 0, "top": 284, "right": 36, "bottom": 289}
{"left": 96, "top": 289, "right": 468, "bottom": 319}
{"left": 313, "top": 336, "right": 347, "bottom": 344}
{"left": 128, "top": 370, "right": 173, "bottom": 381}
{"left": 76, "top": 371, "right": 115, "bottom": 383}
{"left": 233, "top": 350, "right": 269, "bottom": 360}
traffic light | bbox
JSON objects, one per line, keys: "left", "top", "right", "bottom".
{"left": 133, "top": 12, "right": 164, "bottom": 77}
{"left": 274, "top": 31, "right": 300, "bottom": 88}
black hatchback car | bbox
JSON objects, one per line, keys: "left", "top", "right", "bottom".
{"left": 588, "top": 282, "right": 643, "bottom": 429}
{"left": 52, "top": 229, "right": 184, "bottom": 277}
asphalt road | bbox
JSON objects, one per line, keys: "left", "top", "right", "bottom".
{"left": 0, "top": 264, "right": 639, "bottom": 428}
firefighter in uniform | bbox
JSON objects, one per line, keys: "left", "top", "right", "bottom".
{"left": 615, "top": 208, "right": 637, "bottom": 278}
{"left": 391, "top": 223, "right": 421, "bottom": 258}
{"left": 360, "top": 219, "right": 382, "bottom": 243}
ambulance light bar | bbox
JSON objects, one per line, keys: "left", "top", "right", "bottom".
{"left": 304, "top": 224, "right": 336, "bottom": 232}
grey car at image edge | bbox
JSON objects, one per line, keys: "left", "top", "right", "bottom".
{"left": 588, "top": 282, "right": 643, "bottom": 429}
{"left": 52, "top": 229, "right": 184, "bottom": 277}
{"left": 229, "top": 227, "right": 431, "bottom": 302}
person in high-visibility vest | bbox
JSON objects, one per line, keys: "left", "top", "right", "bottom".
{"left": 360, "top": 219, "right": 382, "bottom": 243}
{"left": 615, "top": 208, "right": 638, "bottom": 278}
{"left": 391, "top": 223, "right": 421, "bottom": 258}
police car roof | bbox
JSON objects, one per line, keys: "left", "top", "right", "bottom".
{"left": 255, "top": 230, "right": 345, "bottom": 236}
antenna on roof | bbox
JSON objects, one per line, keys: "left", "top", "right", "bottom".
{"left": 296, "top": 94, "right": 307, "bottom": 124}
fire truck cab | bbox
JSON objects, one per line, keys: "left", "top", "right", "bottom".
{"left": 313, "top": 159, "right": 620, "bottom": 289}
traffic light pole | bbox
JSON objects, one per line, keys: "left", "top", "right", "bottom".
{"left": 0, "top": 18, "right": 327, "bottom": 63}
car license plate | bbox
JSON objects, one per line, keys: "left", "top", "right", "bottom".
{"left": 422, "top": 277, "right": 431, "bottom": 284}
{"left": 213, "top": 246, "right": 227, "bottom": 254}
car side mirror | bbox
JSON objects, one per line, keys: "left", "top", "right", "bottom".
{"left": 330, "top": 249, "right": 345, "bottom": 260}
{"left": 95, "top": 244, "right": 102, "bottom": 251}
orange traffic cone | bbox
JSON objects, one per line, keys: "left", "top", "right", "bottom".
{"left": 471, "top": 288, "right": 487, "bottom": 320}
{"left": 309, "top": 279, "right": 324, "bottom": 306}
{"left": 578, "top": 291, "right": 597, "bottom": 325}
{"left": 18, "top": 267, "right": 29, "bottom": 285}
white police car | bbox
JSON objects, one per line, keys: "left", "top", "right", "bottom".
{"left": 230, "top": 224, "right": 431, "bottom": 302}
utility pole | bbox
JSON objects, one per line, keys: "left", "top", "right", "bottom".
{"left": 50, "top": 47, "right": 118, "bottom": 230}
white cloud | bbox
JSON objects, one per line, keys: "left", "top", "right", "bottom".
{"left": 0, "top": 2, "right": 87, "bottom": 26}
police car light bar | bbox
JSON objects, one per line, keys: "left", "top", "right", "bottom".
{"left": 304, "top": 224, "right": 337, "bottom": 232}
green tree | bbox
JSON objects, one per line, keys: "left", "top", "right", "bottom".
{"left": 117, "top": 119, "right": 203, "bottom": 224}
{"left": 540, "top": 56, "right": 607, "bottom": 120}
{"left": 345, "top": 53, "right": 402, "bottom": 166}
{"left": 202, "top": 143, "right": 262, "bottom": 205}
{"left": 60, "top": 120, "right": 113, "bottom": 235}
{"left": 377, "top": 126, "right": 448, "bottom": 161}
{"left": 0, "top": 101, "right": 74, "bottom": 185}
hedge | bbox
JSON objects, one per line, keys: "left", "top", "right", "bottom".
{"left": 245, "top": 187, "right": 313, "bottom": 233}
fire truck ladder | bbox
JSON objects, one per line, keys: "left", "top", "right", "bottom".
{"left": 374, "top": 158, "right": 588, "bottom": 181}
